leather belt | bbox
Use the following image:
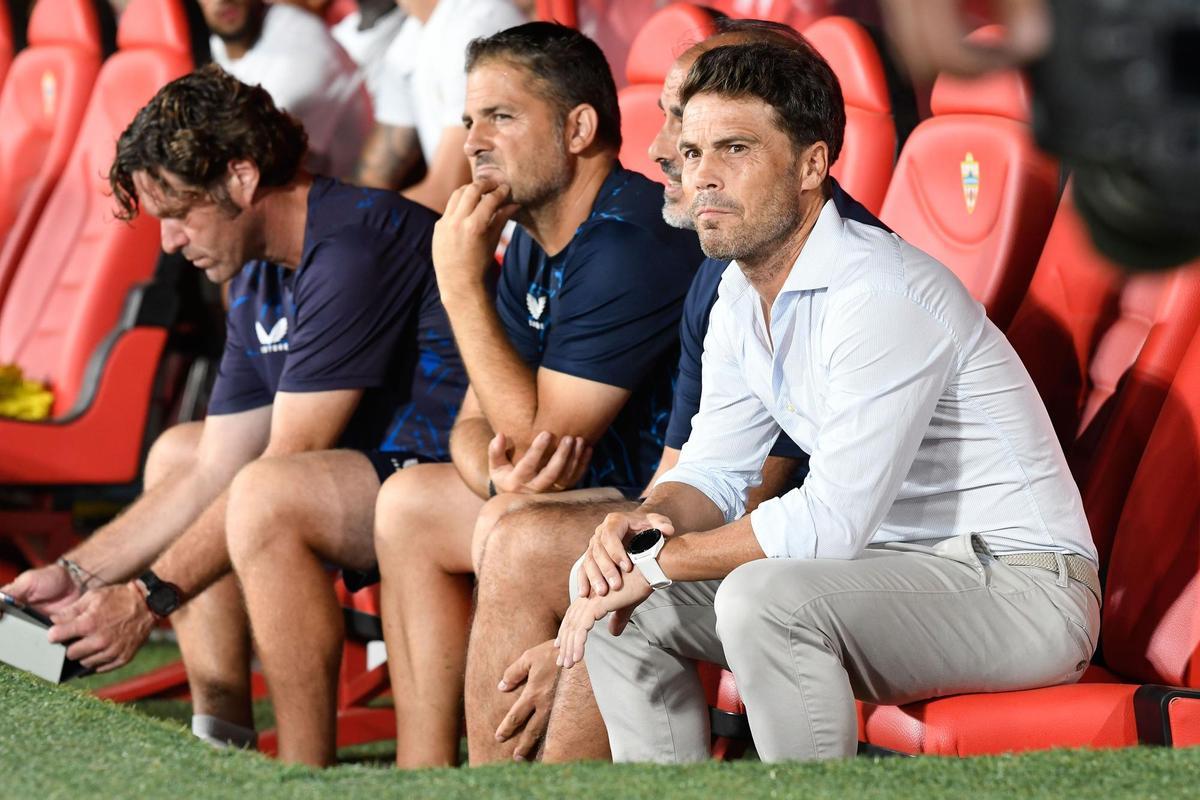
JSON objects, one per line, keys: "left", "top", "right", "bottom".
{"left": 996, "top": 552, "right": 1102, "bottom": 603}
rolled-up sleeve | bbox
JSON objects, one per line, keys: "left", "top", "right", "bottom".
{"left": 656, "top": 300, "right": 780, "bottom": 521}
{"left": 749, "top": 290, "right": 960, "bottom": 559}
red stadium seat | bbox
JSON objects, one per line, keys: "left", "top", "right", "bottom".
{"left": 860, "top": 324, "right": 1200, "bottom": 754}
{"left": 804, "top": 16, "right": 894, "bottom": 214}
{"left": 1008, "top": 185, "right": 1200, "bottom": 568}
{"left": 536, "top": 0, "right": 578, "bottom": 27}
{"left": 707, "top": 0, "right": 829, "bottom": 29}
{"left": 0, "top": 1, "right": 11, "bottom": 90}
{"left": 880, "top": 26, "right": 1058, "bottom": 329}
{"left": 617, "top": 3, "right": 717, "bottom": 181}
{"left": 0, "top": 0, "right": 103, "bottom": 299}
{"left": 0, "top": 0, "right": 193, "bottom": 485}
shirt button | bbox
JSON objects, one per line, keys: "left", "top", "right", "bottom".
{"left": 786, "top": 403, "right": 796, "bottom": 413}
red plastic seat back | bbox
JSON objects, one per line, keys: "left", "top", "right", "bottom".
{"left": 804, "top": 16, "right": 893, "bottom": 214}
{"left": 1100, "top": 325, "right": 1200, "bottom": 688}
{"left": 0, "top": 1, "right": 11, "bottom": 89}
{"left": 0, "top": 0, "right": 193, "bottom": 416}
{"left": 617, "top": 3, "right": 716, "bottom": 181}
{"left": 880, "top": 27, "right": 1058, "bottom": 329}
{"left": 0, "top": 0, "right": 102, "bottom": 287}
{"left": 1007, "top": 186, "right": 1200, "bottom": 568}
{"left": 707, "top": 0, "right": 829, "bottom": 29}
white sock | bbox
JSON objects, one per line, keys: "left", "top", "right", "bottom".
{"left": 191, "top": 714, "right": 258, "bottom": 750}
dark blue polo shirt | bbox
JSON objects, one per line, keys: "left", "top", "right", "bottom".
{"left": 497, "top": 166, "right": 703, "bottom": 491}
{"left": 663, "top": 179, "right": 890, "bottom": 463}
{"left": 208, "top": 176, "right": 467, "bottom": 461}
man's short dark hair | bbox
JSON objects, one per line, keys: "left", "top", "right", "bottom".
{"left": 109, "top": 63, "right": 308, "bottom": 221}
{"left": 465, "top": 21, "right": 622, "bottom": 151}
{"left": 680, "top": 41, "right": 845, "bottom": 166}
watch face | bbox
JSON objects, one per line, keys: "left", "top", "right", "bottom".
{"left": 628, "top": 528, "right": 662, "bottom": 555}
{"left": 147, "top": 584, "right": 181, "bottom": 616}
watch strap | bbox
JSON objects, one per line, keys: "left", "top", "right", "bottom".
{"left": 633, "top": 554, "right": 673, "bottom": 590}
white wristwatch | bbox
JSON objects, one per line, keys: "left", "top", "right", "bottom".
{"left": 628, "top": 529, "right": 672, "bottom": 590}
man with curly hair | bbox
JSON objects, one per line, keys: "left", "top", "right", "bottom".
{"left": 0, "top": 64, "right": 467, "bottom": 761}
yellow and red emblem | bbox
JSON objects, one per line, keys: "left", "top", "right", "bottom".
{"left": 960, "top": 152, "right": 980, "bottom": 214}
{"left": 41, "top": 70, "right": 57, "bottom": 118}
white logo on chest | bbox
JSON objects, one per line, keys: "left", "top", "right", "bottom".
{"left": 256, "top": 318, "right": 289, "bottom": 353}
{"left": 526, "top": 293, "right": 547, "bottom": 331}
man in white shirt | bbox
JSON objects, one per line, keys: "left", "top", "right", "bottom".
{"left": 555, "top": 41, "right": 1101, "bottom": 763}
{"left": 330, "top": 0, "right": 406, "bottom": 103}
{"left": 203, "top": 0, "right": 372, "bottom": 179}
{"left": 354, "top": 0, "right": 526, "bottom": 210}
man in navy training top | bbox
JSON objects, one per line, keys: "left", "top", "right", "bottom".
{"left": 0, "top": 65, "right": 467, "bottom": 764}
{"left": 460, "top": 19, "right": 890, "bottom": 765}
{"left": 370, "top": 22, "right": 702, "bottom": 769}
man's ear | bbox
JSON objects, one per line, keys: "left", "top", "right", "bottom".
{"left": 226, "top": 159, "right": 262, "bottom": 208}
{"left": 799, "top": 141, "right": 829, "bottom": 193}
{"left": 564, "top": 103, "right": 600, "bottom": 155}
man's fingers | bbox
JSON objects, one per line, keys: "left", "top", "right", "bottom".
{"left": 510, "top": 431, "right": 553, "bottom": 484}
{"left": 528, "top": 435, "right": 575, "bottom": 492}
{"left": 495, "top": 691, "right": 536, "bottom": 742}
{"left": 582, "top": 553, "right": 608, "bottom": 597}
{"left": 487, "top": 432, "right": 510, "bottom": 472}
{"left": 609, "top": 605, "right": 634, "bottom": 637}
{"left": 498, "top": 652, "right": 531, "bottom": 692}
{"left": 591, "top": 534, "right": 624, "bottom": 591}
{"left": 512, "top": 713, "right": 546, "bottom": 762}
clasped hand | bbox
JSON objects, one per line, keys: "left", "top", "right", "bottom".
{"left": 555, "top": 510, "right": 675, "bottom": 668}
{"left": 431, "top": 178, "right": 519, "bottom": 296}
{"left": 488, "top": 431, "right": 591, "bottom": 495}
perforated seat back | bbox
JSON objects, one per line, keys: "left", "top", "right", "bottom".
{"left": 1101, "top": 325, "right": 1200, "bottom": 687}
{"left": 0, "top": 0, "right": 193, "bottom": 416}
{"left": 803, "top": 16, "right": 893, "bottom": 214}
{"left": 880, "top": 27, "right": 1058, "bottom": 328}
{"left": 617, "top": 3, "right": 716, "bottom": 181}
{"left": 0, "top": 0, "right": 103, "bottom": 292}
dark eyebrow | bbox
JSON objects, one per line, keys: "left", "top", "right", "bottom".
{"left": 712, "top": 134, "right": 759, "bottom": 149}
{"left": 677, "top": 137, "right": 698, "bottom": 152}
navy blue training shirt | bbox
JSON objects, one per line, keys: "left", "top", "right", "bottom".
{"left": 497, "top": 166, "right": 703, "bottom": 491}
{"left": 663, "top": 179, "right": 891, "bottom": 461}
{"left": 208, "top": 176, "right": 467, "bottom": 460}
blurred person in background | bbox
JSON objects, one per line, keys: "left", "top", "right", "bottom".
{"left": 330, "top": 0, "right": 406, "bottom": 103}
{"left": 201, "top": 0, "right": 372, "bottom": 179}
{"left": 353, "top": 0, "right": 526, "bottom": 211}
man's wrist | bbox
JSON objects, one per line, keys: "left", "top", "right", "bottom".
{"left": 57, "top": 557, "right": 106, "bottom": 591}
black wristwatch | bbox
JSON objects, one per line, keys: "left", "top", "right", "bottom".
{"left": 138, "top": 570, "right": 183, "bottom": 617}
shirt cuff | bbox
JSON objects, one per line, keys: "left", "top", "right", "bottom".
{"left": 749, "top": 494, "right": 816, "bottom": 560}
{"left": 656, "top": 466, "right": 746, "bottom": 524}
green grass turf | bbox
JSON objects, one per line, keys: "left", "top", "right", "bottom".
{"left": 5, "top": 656, "right": 1200, "bottom": 800}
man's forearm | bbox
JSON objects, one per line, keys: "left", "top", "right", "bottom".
{"left": 441, "top": 285, "right": 540, "bottom": 447}
{"left": 640, "top": 481, "right": 726, "bottom": 537}
{"left": 149, "top": 488, "right": 233, "bottom": 600}
{"left": 657, "top": 515, "right": 766, "bottom": 583}
{"left": 450, "top": 414, "right": 497, "bottom": 497}
{"left": 66, "top": 466, "right": 231, "bottom": 585}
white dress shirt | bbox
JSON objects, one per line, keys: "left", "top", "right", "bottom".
{"left": 659, "top": 199, "right": 1097, "bottom": 564}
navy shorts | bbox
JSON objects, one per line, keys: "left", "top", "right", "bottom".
{"left": 342, "top": 450, "right": 437, "bottom": 592}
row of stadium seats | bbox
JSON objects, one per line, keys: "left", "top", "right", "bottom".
{"left": 2, "top": 0, "right": 1199, "bottom": 761}
{"left": 0, "top": 0, "right": 195, "bottom": 496}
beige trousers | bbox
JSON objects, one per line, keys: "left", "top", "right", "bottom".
{"left": 581, "top": 534, "right": 1100, "bottom": 763}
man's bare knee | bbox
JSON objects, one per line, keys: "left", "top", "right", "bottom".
{"left": 226, "top": 458, "right": 304, "bottom": 566}
{"left": 143, "top": 421, "right": 203, "bottom": 487}
{"left": 373, "top": 463, "right": 453, "bottom": 554}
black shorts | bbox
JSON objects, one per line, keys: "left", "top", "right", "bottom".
{"left": 342, "top": 450, "right": 438, "bottom": 592}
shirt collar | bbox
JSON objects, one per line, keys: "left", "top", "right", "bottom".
{"left": 722, "top": 197, "right": 845, "bottom": 297}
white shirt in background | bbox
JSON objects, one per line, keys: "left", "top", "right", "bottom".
{"left": 331, "top": 6, "right": 406, "bottom": 103}
{"left": 660, "top": 199, "right": 1097, "bottom": 565}
{"left": 374, "top": 0, "right": 527, "bottom": 165}
{"left": 211, "top": 3, "right": 373, "bottom": 179}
